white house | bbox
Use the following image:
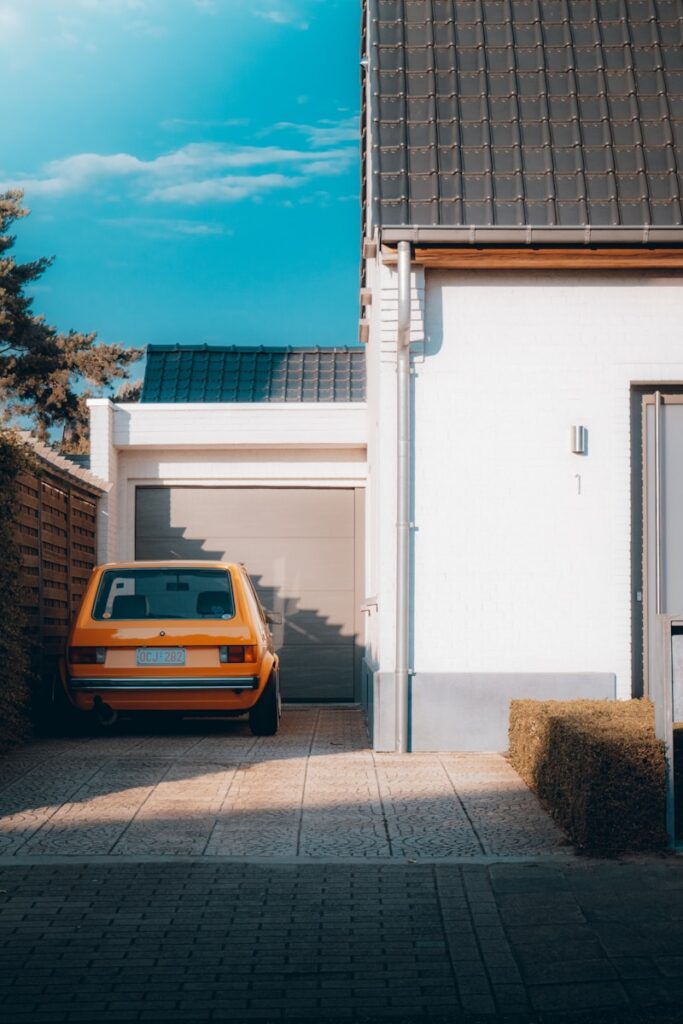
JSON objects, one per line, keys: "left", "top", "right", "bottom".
{"left": 90, "top": 0, "right": 683, "bottom": 752}
{"left": 360, "top": 0, "right": 683, "bottom": 750}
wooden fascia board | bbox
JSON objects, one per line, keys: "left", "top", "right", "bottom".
{"left": 382, "top": 245, "right": 683, "bottom": 271}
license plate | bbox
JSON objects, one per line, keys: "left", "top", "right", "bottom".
{"left": 136, "top": 648, "right": 186, "bottom": 667}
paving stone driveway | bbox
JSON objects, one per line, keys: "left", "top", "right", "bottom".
{"left": 2, "top": 708, "right": 683, "bottom": 1023}
{"left": 0, "top": 708, "right": 566, "bottom": 860}
{"left": 1, "top": 859, "right": 682, "bottom": 1023}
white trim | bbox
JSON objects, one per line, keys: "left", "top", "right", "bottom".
{"left": 110, "top": 402, "right": 368, "bottom": 450}
{"left": 131, "top": 477, "right": 367, "bottom": 487}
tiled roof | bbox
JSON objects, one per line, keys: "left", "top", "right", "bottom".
{"left": 370, "top": 0, "right": 683, "bottom": 230}
{"left": 141, "top": 346, "right": 367, "bottom": 403}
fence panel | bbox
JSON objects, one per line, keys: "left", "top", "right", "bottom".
{"left": 16, "top": 460, "right": 101, "bottom": 675}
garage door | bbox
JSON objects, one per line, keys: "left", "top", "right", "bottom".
{"left": 134, "top": 487, "right": 363, "bottom": 702}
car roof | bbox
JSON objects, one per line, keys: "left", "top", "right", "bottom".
{"left": 97, "top": 561, "right": 243, "bottom": 571}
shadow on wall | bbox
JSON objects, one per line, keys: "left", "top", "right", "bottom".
{"left": 133, "top": 486, "right": 362, "bottom": 702}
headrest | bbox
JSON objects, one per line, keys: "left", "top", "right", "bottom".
{"left": 196, "top": 591, "right": 231, "bottom": 616}
{"left": 111, "top": 594, "right": 149, "bottom": 619}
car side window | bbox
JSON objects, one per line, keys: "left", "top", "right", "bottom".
{"left": 242, "top": 571, "right": 267, "bottom": 626}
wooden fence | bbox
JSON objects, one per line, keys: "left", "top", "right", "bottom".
{"left": 15, "top": 442, "right": 106, "bottom": 675}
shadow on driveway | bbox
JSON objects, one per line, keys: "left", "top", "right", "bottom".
{"left": 0, "top": 708, "right": 567, "bottom": 859}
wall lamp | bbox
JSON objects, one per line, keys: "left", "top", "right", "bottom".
{"left": 571, "top": 425, "right": 588, "bottom": 455}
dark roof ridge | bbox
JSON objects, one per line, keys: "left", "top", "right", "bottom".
{"left": 146, "top": 344, "right": 365, "bottom": 353}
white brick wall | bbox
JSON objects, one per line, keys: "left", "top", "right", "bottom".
{"left": 379, "top": 266, "right": 426, "bottom": 361}
{"left": 367, "top": 265, "right": 683, "bottom": 699}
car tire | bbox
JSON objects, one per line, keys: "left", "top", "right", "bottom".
{"left": 43, "top": 671, "right": 81, "bottom": 737}
{"left": 249, "top": 670, "right": 280, "bottom": 736}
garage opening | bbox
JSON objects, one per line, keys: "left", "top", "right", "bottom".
{"left": 134, "top": 486, "right": 364, "bottom": 703}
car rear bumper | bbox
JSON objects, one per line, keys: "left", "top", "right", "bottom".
{"left": 64, "top": 671, "right": 268, "bottom": 712}
{"left": 68, "top": 676, "right": 260, "bottom": 691}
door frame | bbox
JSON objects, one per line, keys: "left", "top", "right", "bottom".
{"left": 639, "top": 390, "right": 683, "bottom": 697}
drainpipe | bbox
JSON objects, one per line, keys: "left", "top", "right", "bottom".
{"left": 395, "top": 240, "right": 412, "bottom": 753}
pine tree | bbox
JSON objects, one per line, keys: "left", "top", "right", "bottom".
{"left": 0, "top": 190, "right": 143, "bottom": 451}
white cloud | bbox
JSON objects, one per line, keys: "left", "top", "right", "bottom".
{"left": 0, "top": 0, "right": 212, "bottom": 53}
{"left": 125, "top": 17, "right": 167, "bottom": 37}
{"left": 0, "top": 4, "right": 27, "bottom": 52}
{"left": 161, "top": 117, "right": 249, "bottom": 131}
{"left": 258, "top": 10, "right": 288, "bottom": 23}
{"left": 255, "top": 8, "right": 309, "bottom": 30}
{"left": 67, "top": 1, "right": 153, "bottom": 11}
{"left": 52, "top": 152, "right": 145, "bottom": 177}
{"left": 144, "top": 143, "right": 353, "bottom": 172}
{"left": 148, "top": 174, "right": 303, "bottom": 204}
{"left": 1, "top": 137, "right": 356, "bottom": 205}
{"left": 5, "top": 152, "right": 146, "bottom": 196}
{"left": 102, "top": 216, "right": 232, "bottom": 237}
{"left": 0, "top": 6, "right": 22, "bottom": 34}
{"left": 274, "top": 116, "right": 359, "bottom": 147}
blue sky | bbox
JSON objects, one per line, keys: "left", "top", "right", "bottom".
{"left": 0, "top": 0, "right": 361, "bottom": 377}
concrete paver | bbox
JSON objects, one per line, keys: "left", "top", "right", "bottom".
{"left": 1, "top": 708, "right": 681, "bottom": 1022}
{"left": 0, "top": 708, "right": 565, "bottom": 860}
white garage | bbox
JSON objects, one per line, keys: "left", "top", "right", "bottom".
{"left": 88, "top": 346, "right": 368, "bottom": 705}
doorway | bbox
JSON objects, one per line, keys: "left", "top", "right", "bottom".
{"left": 639, "top": 390, "right": 683, "bottom": 695}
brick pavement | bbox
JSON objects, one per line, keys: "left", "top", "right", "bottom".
{"left": 0, "top": 859, "right": 682, "bottom": 1023}
{"left": 0, "top": 708, "right": 564, "bottom": 860}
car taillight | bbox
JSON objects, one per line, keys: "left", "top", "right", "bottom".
{"left": 219, "top": 645, "right": 257, "bottom": 664}
{"left": 68, "top": 647, "right": 106, "bottom": 665}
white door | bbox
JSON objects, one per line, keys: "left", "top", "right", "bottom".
{"left": 643, "top": 394, "right": 683, "bottom": 694}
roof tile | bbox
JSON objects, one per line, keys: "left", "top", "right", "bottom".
{"left": 370, "top": 0, "right": 683, "bottom": 228}
{"left": 141, "top": 346, "right": 367, "bottom": 404}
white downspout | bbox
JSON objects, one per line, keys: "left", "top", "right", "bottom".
{"left": 395, "top": 240, "right": 412, "bottom": 752}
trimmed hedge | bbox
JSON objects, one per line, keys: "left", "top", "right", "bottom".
{"left": 676, "top": 725, "right": 683, "bottom": 843}
{"left": 509, "top": 699, "right": 668, "bottom": 856}
{"left": 0, "top": 432, "right": 33, "bottom": 751}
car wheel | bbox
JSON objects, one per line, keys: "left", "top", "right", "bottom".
{"left": 249, "top": 671, "right": 280, "bottom": 736}
{"left": 42, "top": 671, "right": 81, "bottom": 737}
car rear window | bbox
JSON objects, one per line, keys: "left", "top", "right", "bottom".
{"left": 92, "top": 568, "right": 235, "bottom": 621}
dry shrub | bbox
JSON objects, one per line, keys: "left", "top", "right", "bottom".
{"left": 675, "top": 724, "right": 683, "bottom": 843}
{"left": 509, "top": 699, "right": 668, "bottom": 856}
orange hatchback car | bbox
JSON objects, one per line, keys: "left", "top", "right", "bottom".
{"left": 61, "top": 561, "right": 282, "bottom": 734}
